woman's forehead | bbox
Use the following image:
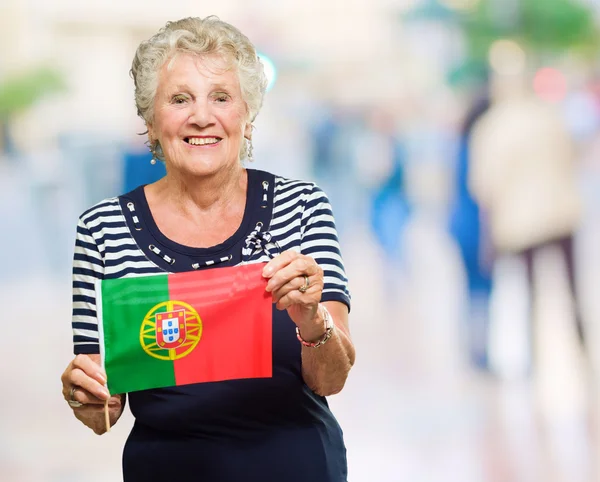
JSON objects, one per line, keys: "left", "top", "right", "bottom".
{"left": 163, "top": 52, "right": 236, "bottom": 79}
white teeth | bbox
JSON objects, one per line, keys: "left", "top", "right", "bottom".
{"left": 187, "top": 137, "right": 220, "bottom": 146}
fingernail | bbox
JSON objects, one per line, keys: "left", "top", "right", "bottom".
{"left": 100, "top": 388, "right": 110, "bottom": 399}
{"left": 97, "top": 373, "right": 107, "bottom": 384}
{"left": 263, "top": 266, "right": 272, "bottom": 277}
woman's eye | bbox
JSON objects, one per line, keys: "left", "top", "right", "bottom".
{"left": 172, "top": 95, "right": 187, "bottom": 104}
{"left": 214, "top": 94, "right": 230, "bottom": 103}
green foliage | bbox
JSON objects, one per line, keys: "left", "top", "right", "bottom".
{"left": 0, "top": 66, "right": 65, "bottom": 117}
{"left": 455, "top": 0, "right": 597, "bottom": 86}
{"left": 404, "top": 0, "right": 599, "bottom": 87}
{"left": 520, "top": 0, "right": 597, "bottom": 52}
{"left": 459, "top": 2, "right": 511, "bottom": 64}
{"left": 460, "top": 0, "right": 598, "bottom": 62}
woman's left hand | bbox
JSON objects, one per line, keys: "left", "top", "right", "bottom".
{"left": 263, "top": 250, "right": 325, "bottom": 338}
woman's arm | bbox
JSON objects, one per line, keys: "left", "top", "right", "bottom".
{"left": 299, "top": 301, "right": 354, "bottom": 396}
{"left": 264, "top": 250, "right": 355, "bottom": 397}
{"left": 264, "top": 183, "right": 355, "bottom": 396}
{"left": 65, "top": 215, "right": 124, "bottom": 433}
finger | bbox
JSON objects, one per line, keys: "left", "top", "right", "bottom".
{"left": 275, "top": 285, "right": 321, "bottom": 311}
{"left": 266, "top": 257, "right": 320, "bottom": 293}
{"left": 276, "top": 293, "right": 298, "bottom": 311}
{"left": 70, "top": 367, "right": 110, "bottom": 401}
{"left": 72, "top": 404, "right": 108, "bottom": 414}
{"left": 262, "top": 250, "right": 300, "bottom": 278}
{"left": 72, "top": 354, "right": 107, "bottom": 385}
{"left": 272, "top": 275, "right": 323, "bottom": 304}
{"left": 71, "top": 395, "right": 123, "bottom": 412}
{"left": 70, "top": 386, "right": 109, "bottom": 406}
{"left": 271, "top": 276, "right": 305, "bottom": 303}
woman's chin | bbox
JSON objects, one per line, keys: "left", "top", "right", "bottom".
{"left": 177, "top": 158, "right": 240, "bottom": 177}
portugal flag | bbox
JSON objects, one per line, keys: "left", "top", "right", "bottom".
{"left": 97, "top": 263, "right": 273, "bottom": 395}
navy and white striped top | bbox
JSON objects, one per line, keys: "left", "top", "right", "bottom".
{"left": 72, "top": 168, "right": 351, "bottom": 354}
{"left": 70, "top": 168, "right": 351, "bottom": 481}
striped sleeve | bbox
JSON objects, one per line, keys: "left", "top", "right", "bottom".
{"left": 301, "top": 184, "right": 351, "bottom": 310}
{"left": 72, "top": 216, "right": 104, "bottom": 354}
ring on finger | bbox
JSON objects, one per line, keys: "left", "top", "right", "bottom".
{"left": 298, "top": 275, "right": 310, "bottom": 294}
{"left": 68, "top": 386, "right": 83, "bottom": 408}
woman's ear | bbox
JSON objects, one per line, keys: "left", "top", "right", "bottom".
{"left": 244, "top": 122, "right": 252, "bottom": 140}
{"left": 147, "top": 124, "right": 155, "bottom": 144}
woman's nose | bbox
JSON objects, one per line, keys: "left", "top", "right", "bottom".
{"left": 188, "top": 100, "right": 214, "bottom": 127}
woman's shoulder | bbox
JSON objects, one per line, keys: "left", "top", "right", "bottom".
{"left": 78, "top": 184, "right": 146, "bottom": 225}
{"left": 256, "top": 170, "right": 327, "bottom": 201}
{"left": 77, "top": 195, "right": 123, "bottom": 226}
{"left": 269, "top": 171, "right": 316, "bottom": 189}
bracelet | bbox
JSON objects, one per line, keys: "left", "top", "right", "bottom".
{"left": 296, "top": 305, "right": 334, "bottom": 348}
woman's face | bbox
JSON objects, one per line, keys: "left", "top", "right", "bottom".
{"left": 148, "top": 53, "right": 250, "bottom": 176}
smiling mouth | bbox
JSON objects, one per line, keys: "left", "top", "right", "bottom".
{"left": 184, "top": 137, "right": 222, "bottom": 146}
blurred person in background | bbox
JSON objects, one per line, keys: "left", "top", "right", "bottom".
{"left": 122, "top": 143, "right": 167, "bottom": 194}
{"left": 59, "top": 16, "right": 354, "bottom": 482}
{"left": 468, "top": 71, "right": 584, "bottom": 369}
{"left": 448, "top": 92, "right": 493, "bottom": 371}
{"left": 360, "top": 107, "right": 411, "bottom": 295}
{"left": 309, "top": 103, "right": 359, "bottom": 236}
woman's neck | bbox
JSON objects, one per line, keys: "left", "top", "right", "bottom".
{"left": 143, "top": 164, "right": 249, "bottom": 248}
{"left": 154, "top": 164, "right": 247, "bottom": 215}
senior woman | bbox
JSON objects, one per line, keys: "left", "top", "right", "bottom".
{"left": 60, "top": 16, "right": 354, "bottom": 482}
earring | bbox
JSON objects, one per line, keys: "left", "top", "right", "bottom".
{"left": 149, "top": 140, "right": 158, "bottom": 165}
{"left": 247, "top": 138, "right": 254, "bottom": 162}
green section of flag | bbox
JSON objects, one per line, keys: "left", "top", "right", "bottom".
{"left": 101, "top": 274, "right": 175, "bottom": 394}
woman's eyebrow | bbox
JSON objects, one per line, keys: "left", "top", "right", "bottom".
{"left": 168, "top": 83, "right": 231, "bottom": 93}
{"left": 170, "top": 84, "right": 192, "bottom": 93}
{"left": 209, "top": 83, "right": 231, "bottom": 90}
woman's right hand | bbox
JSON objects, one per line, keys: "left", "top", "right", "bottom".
{"left": 61, "top": 354, "right": 125, "bottom": 434}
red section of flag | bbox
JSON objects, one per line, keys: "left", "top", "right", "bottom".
{"left": 169, "top": 263, "right": 273, "bottom": 385}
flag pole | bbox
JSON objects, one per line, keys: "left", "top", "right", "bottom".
{"left": 96, "top": 279, "right": 110, "bottom": 433}
{"left": 104, "top": 399, "right": 110, "bottom": 433}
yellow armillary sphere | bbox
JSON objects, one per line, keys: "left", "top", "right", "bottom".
{"left": 139, "top": 300, "right": 202, "bottom": 361}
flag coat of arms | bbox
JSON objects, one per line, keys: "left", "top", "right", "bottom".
{"left": 97, "top": 263, "right": 273, "bottom": 395}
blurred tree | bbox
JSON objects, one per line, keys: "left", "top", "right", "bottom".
{"left": 463, "top": 0, "right": 597, "bottom": 60}
{"left": 521, "top": 0, "right": 595, "bottom": 51}
{"left": 404, "top": 0, "right": 599, "bottom": 88}
{"left": 0, "top": 66, "right": 65, "bottom": 154}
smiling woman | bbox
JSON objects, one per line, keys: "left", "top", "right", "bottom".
{"left": 59, "top": 15, "right": 355, "bottom": 482}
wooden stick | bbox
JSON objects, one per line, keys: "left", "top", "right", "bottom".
{"left": 104, "top": 399, "right": 110, "bottom": 433}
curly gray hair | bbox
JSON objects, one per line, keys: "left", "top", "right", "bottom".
{"left": 131, "top": 16, "right": 268, "bottom": 160}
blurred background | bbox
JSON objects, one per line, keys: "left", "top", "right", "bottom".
{"left": 2, "top": 0, "right": 600, "bottom": 480}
